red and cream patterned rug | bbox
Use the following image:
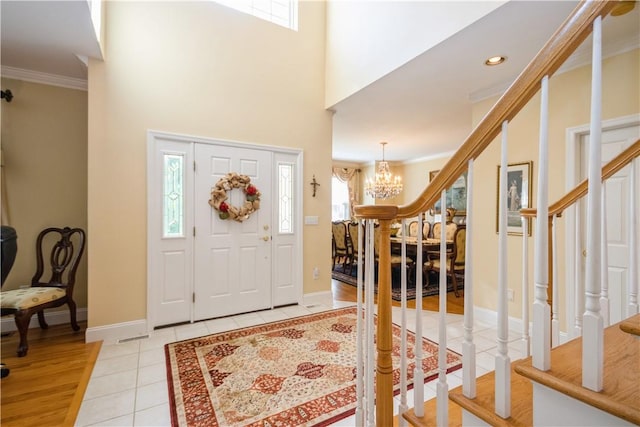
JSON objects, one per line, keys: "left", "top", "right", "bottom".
{"left": 165, "top": 307, "right": 462, "bottom": 426}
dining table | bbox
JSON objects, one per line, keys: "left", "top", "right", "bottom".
{"left": 389, "top": 236, "right": 453, "bottom": 260}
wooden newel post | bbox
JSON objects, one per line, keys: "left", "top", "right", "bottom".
{"left": 376, "top": 218, "right": 394, "bottom": 425}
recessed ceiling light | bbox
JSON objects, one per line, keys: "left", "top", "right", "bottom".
{"left": 485, "top": 56, "right": 506, "bottom": 66}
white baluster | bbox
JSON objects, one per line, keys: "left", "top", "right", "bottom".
{"left": 366, "top": 220, "right": 376, "bottom": 425}
{"left": 437, "top": 190, "right": 449, "bottom": 426}
{"left": 628, "top": 159, "right": 639, "bottom": 316}
{"left": 463, "top": 159, "right": 477, "bottom": 398}
{"left": 356, "top": 219, "right": 364, "bottom": 426}
{"left": 575, "top": 209, "right": 584, "bottom": 337}
{"left": 552, "top": 215, "right": 560, "bottom": 347}
{"left": 583, "top": 15, "right": 603, "bottom": 393}
{"left": 521, "top": 217, "right": 531, "bottom": 357}
{"left": 533, "top": 75, "right": 551, "bottom": 371}
{"left": 600, "top": 184, "right": 610, "bottom": 326}
{"left": 413, "top": 212, "right": 424, "bottom": 416}
{"left": 398, "top": 219, "right": 408, "bottom": 427}
{"left": 496, "top": 120, "right": 511, "bottom": 418}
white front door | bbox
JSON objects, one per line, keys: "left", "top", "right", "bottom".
{"left": 579, "top": 124, "right": 640, "bottom": 324}
{"left": 148, "top": 131, "right": 302, "bottom": 329}
{"left": 193, "top": 144, "right": 273, "bottom": 320}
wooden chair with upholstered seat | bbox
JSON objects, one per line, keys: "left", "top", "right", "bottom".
{"left": 422, "top": 221, "right": 431, "bottom": 240}
{"left": 407, "top": 220, "right": 419, "bottom": 238}
{"left": 331, "top": 221, "right": 353, "bottom": 274}
{"left": 425, "top": 225, "right": 465, "bottom": 297}
{"left": 348, "top": 222, "right": 362, "bottom": 265}
{"left": 0, "top": 227, "right": 85, "bottom": 357}
{"left": 432, "top": 221, "right": 458, "bottom": 243}
{"left": 373, "top": 225, "right": 414, "bottom": 287}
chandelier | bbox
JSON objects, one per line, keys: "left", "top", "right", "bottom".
{"left": 365, "top": 142, "right": 403, "bottom": 199}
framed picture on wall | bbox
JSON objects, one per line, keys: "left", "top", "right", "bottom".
{"left": 496, "top": 161, "right": 533, "bottom": 236}
{"left": 429, "top": 169, "right": 468, "bottom": 216}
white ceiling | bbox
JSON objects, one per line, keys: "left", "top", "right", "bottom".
{"left": 331, "top": 1, "right": 640, "bottom": 163}
{"left": 1, "top": 1, "right": 101, "bottom": 79}
{"left": 1, "top": 1, "right": 638, "bottom": 163}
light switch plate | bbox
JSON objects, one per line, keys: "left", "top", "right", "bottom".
{"left": 304, "top": 216, "right": 319, "bottom": 225}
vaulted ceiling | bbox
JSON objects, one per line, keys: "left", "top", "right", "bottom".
{"left": 2, "top": 1, "right": 638, "bottom": 163}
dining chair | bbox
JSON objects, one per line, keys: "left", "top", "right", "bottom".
{"left": 425, "top": 226, "right": 465, "bottom": 297}
{"left": 373, "top": 225, "right": 414, "bottom": 287}
{"left": 408, "top": 221, "right": 419, "bottom": 237}
{"left": 331, "top": 221, "right": 353, "bottom": 274}
{"left": 0, "top": 227, "right": 85, "bottom": 357}
{"left": 348, "top": 222, "right": 362, "bottom": 265}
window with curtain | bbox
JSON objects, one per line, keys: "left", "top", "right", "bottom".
{"left": 331, "top": 167, "right": 360, "bottom": 221}
{"left": 332, "top": 177, "right": 350, "bottom": 221}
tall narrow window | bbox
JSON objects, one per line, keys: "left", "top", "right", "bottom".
{"left": 332, "top": 177, "right": 350, "bottom": 221}
{"left": 163, "top": 154, "right": 184, "bottom": 238}
{"left": 278, "top": 163, "right": 294, "bottom": 234}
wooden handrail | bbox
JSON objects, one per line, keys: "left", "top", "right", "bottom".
{"left": 354, "top": 0, "right": 616, "bottom": 221}
{"left": 521, "top": 138, "right": 640, "bottom": 219}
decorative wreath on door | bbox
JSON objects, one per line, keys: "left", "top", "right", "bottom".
{"left": 209, "top": 172, "right": 261, "bottom": 222}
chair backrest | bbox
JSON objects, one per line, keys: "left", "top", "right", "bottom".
{"left": 422, "top": 222, "right": 431, "bottom": 239}
{"left": 332, "top": 221, "right": 349, "bottom": 252}
{"left": 32, "top": 227, "right": 86, "bottom": 295}
{"left": 432, "top": 222, "right": 441, "bottom": 239}
{"left": 433, "top": 222, "right": 457, "bottom": 241}
{"left": 453, "top": 226, "right": 466, "bottom": 266}
{"left": 348, "top": 222, "right": 360, "bottom": 254}
{"left": 408, "top": 221, "right": 419, "bottom": 237}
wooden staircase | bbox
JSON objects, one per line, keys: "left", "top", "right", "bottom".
{"left": 402, "top": 314, "right": 640, "bottom": 426}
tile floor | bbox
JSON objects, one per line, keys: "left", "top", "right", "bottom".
{"left": 75, "top": 294, "right": 524, "bottom": 426}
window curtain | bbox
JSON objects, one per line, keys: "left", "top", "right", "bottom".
{"left": 332, "top": 167, "right": 360, "bottom": 219}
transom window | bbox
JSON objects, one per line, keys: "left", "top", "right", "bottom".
{"left": 213, "top": 0, "right": 298, "bottom": 31}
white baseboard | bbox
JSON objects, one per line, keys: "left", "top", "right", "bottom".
{"left": 474, "top": 306, "right": 572, "bottom": 345}
{"left": 302, "top": 291, "right": 332, "bottom": 307}
{"left": 85, "top": 319, "right": 148, "bottom": 345}
{"left": 1, "top": 308, "right": 87, "bottom": 332}
{"left": 474, "top": 306, "right": 525, "bottom": 333}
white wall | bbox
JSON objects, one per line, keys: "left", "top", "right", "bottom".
{"left": 324, "top": 0, "right": 506, "bottom": 107}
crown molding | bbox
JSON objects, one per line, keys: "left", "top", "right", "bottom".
{"left": 1, "top": 66, "right": 87, "bottom": 91}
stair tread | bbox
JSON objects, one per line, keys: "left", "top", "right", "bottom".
{"left": 619, "top": 313, "right": 640, "bottom": 336}
{"left": 514, "top": 317, "right": 640, "bottom": 425}
{"left": 403, "top": 392, "right": 462, "bottom": 427}
{"left": 448, "top": 366, "right": 532, "bottom": 427}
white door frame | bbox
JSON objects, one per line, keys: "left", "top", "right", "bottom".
{"left": 146, "top": 129, "right": 304, "bottom": 330}
{"left": 564, "top": 113, "right": 640, "bottom": 339}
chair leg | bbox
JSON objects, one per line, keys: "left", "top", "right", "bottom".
{"left": 68, "top": 299, "right": 80, "bottom": 331}
{"left": 37, "top": 310, "right": 49, "bottom": 329}
{"left": 451, "top": 271, "right": 460, "bottom": 297}
{"left": 14, "top": 311, "right": 32, "bottom": 357}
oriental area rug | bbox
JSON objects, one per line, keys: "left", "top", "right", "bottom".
{"left": 165, "top": 307, "right": 462, "bottom": 427}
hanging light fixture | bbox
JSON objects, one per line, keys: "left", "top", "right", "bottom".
{"left": 365, "top": 142, "right": 403, "bottom": 199}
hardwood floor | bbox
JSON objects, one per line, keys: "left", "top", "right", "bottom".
{"left": 331, "top": 278, "right": 465, "bottom": 315}
{"left": 0, "top": 321, "right": 100, "bottom": 427}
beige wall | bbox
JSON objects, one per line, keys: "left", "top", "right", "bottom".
{"left": 88, "top": 1, "right": 332, "bottom": 327}
{"left": 470, "top": 49, "right": 640, "bottom": 323}
{"left": 0, "top": 78, "right": 88, "bottom": 307}
{"left": 402, "top": 156, "right": 451, "bottom": 204}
